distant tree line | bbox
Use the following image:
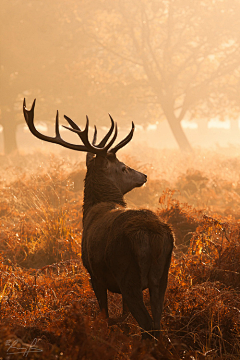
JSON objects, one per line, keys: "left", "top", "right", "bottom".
{"left": 1, "top": 0, "right": 240, "bottom": 154}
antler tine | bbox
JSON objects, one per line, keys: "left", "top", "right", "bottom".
{"left": 64, "top": 114, "right": 99, "bottom": 150}
{"left": 55, "top": 110, "right": 60, "bottom": 138}
{"left": 23, "top": 99, "right": 89, "bottom": 152}
{"left": 103, "top": 117, "right": 118, "bottom": 152}
{"left": 110, "top": 121, "right": 135, "bottom": 154}
{"left": 84, "top": 115, "right": 118, "bottom": 152}
{"left": 86, "top": 125, "right": 97, "bottom": 166}
{"left": 64, "top": 115, "right": 113, "bottom": 149}
{"left": 96, "top": 115, "right": 114, "bottom": 148}
{"left": 81, "top": 116, "right": 91, "bottom": 148}
{"left": 23, "top": 98, "right": 36, "bottom": 126}
{"left": 86, "top": 116, "right": 114, "bottom": 148}
{"left": 92, "top": 126, "right": 97, "bottom": 145}
{"left": 64, "top": 114, "right": 82, "bottom": 132}
{"left": 63, "top": 115, "right": 118, "bottom": 155}
{"left": 62, "top": 116, "right": 94, "bottom": 151}
{"left": 64, "top": 115, "right": 112, "bottom": 149}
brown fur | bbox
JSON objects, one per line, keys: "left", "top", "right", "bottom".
{"left": 82, "top": 156, "right": 174, "bottom": 339}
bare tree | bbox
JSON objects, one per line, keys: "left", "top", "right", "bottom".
{"left": 0, "top": 0, "right": 93, "bottom": 154}
{"left": 3, "top": 0, "right": 240, "bottom": 154}
{"left": 79, "top": 0, "right": 240, "bottom": 151}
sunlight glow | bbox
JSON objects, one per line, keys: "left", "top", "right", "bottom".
{"left": 208, "top": 119, "right": 231, "bottom": 129}
{"left": 181, "top": 120, "right": 198, "bottom": 129}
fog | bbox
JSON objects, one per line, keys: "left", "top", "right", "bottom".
{"left": 2, "top": 118, "right": 240, "bottom": 156}
{"left": 1, "top": 0, "right": 240, "bottom": 156}
{"left": 1, "top": 4, "right": 240, "bottom": 356}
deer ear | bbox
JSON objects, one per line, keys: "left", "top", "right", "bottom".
{"left": 86, "top": 152, "right": 95, "bottom": 166}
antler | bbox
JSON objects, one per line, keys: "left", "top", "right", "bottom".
{"left": 63, "top": 115, "right": 118, "bottom": 154}
{"left": 64, "top": 114, "right": 135, "bottom": 154}
{"left": 110, "top": 121, "right": 134, "bottom": 154}
{"left": 23, "top": 99, "right": 90, "bottom": 152}
{"left": 23, "top": 99, "right": 134, "bottom": 155}
{"left": 63, "top": 114, "right": 114, "bottom": 148}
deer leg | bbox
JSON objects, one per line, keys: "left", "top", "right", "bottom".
{"left": 118, "top": 264, "right": 153, "bottom": 339}
{"left": 149, "top": 255, "right": 172, "bottom": 338}
{"left": 108, "top": 240, "right": 153, "bottom": 338}
{"left": 121, "top": 286, "right": 153, "bottom": 339}
{"left": 148, "top": 284, "right": 163, "bottom": 338}
{"left": 90, "top": 277, "right": 109, "bottom": 318}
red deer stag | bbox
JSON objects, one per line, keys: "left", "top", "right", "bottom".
{"left": 23, "top": 99, "right": 174, "bottom": 339}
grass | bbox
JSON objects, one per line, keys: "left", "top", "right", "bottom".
{"left": 0, "top": 149, "right": 239, "bottom": 359}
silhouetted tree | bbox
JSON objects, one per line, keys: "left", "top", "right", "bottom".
{"left": 2, "top": 0, "right": 240, "bottom": 153}
{"left": 77, "top": 0, "right": 240, "bottom": 151}
{"left": 0, "top": 0, "right": 93, "bottom": 154}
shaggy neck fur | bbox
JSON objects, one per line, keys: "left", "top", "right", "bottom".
{"left": 83, "top": 158, "right": 126, "bottom": 221}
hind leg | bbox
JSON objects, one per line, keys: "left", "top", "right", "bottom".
{"left": 118, "top": 265, "right": 153, "bottom": 339}
{"left": 149, "top": 254, "right": 172, "bottom": 337}
{"left": 91, "top": 276, "right": 109, "bottom": 318}
{"left": 121, "top": 287, "right": 153, "bottom": 339}
{"left": 107, "top": 238, "right": 153, "bottom": 338}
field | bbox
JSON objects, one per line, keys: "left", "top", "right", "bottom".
{"left": 0, "top": 147, "right": 240, "bottom": 359}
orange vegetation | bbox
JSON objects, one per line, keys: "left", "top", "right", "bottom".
{"left": 0, "top": 150, "right": 239, "bottom": 359}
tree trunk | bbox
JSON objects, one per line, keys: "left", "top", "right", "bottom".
{"left": 165, "top": 112, "right": 193, "bottom": 152}
{"left": 1, "top": 110, "right": 18, "bottom": 155}
{"left": 147, "top": 78, "right": 193, "bottom": 152}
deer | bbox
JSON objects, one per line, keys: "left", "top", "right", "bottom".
{"left": 23, "top": 99, "right": 174, "bottom": 339}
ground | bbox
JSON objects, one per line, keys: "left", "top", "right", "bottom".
{"left": 0, "top": 148, "right": 239, "bottom": 359}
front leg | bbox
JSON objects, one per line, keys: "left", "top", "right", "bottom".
{"left": 91, "top": 277, "right": 109, "bottom": 318}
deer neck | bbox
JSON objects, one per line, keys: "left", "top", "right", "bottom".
{"left": 83, "top": 164, "right": 126, "bottom": 220}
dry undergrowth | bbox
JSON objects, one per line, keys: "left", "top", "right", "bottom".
{"left": 0, "top": 150, "right": 239, "bottom": 359}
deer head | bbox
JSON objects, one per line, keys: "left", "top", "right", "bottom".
{"left": 23, "top": 99, "right": 147, "bottom": 197}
